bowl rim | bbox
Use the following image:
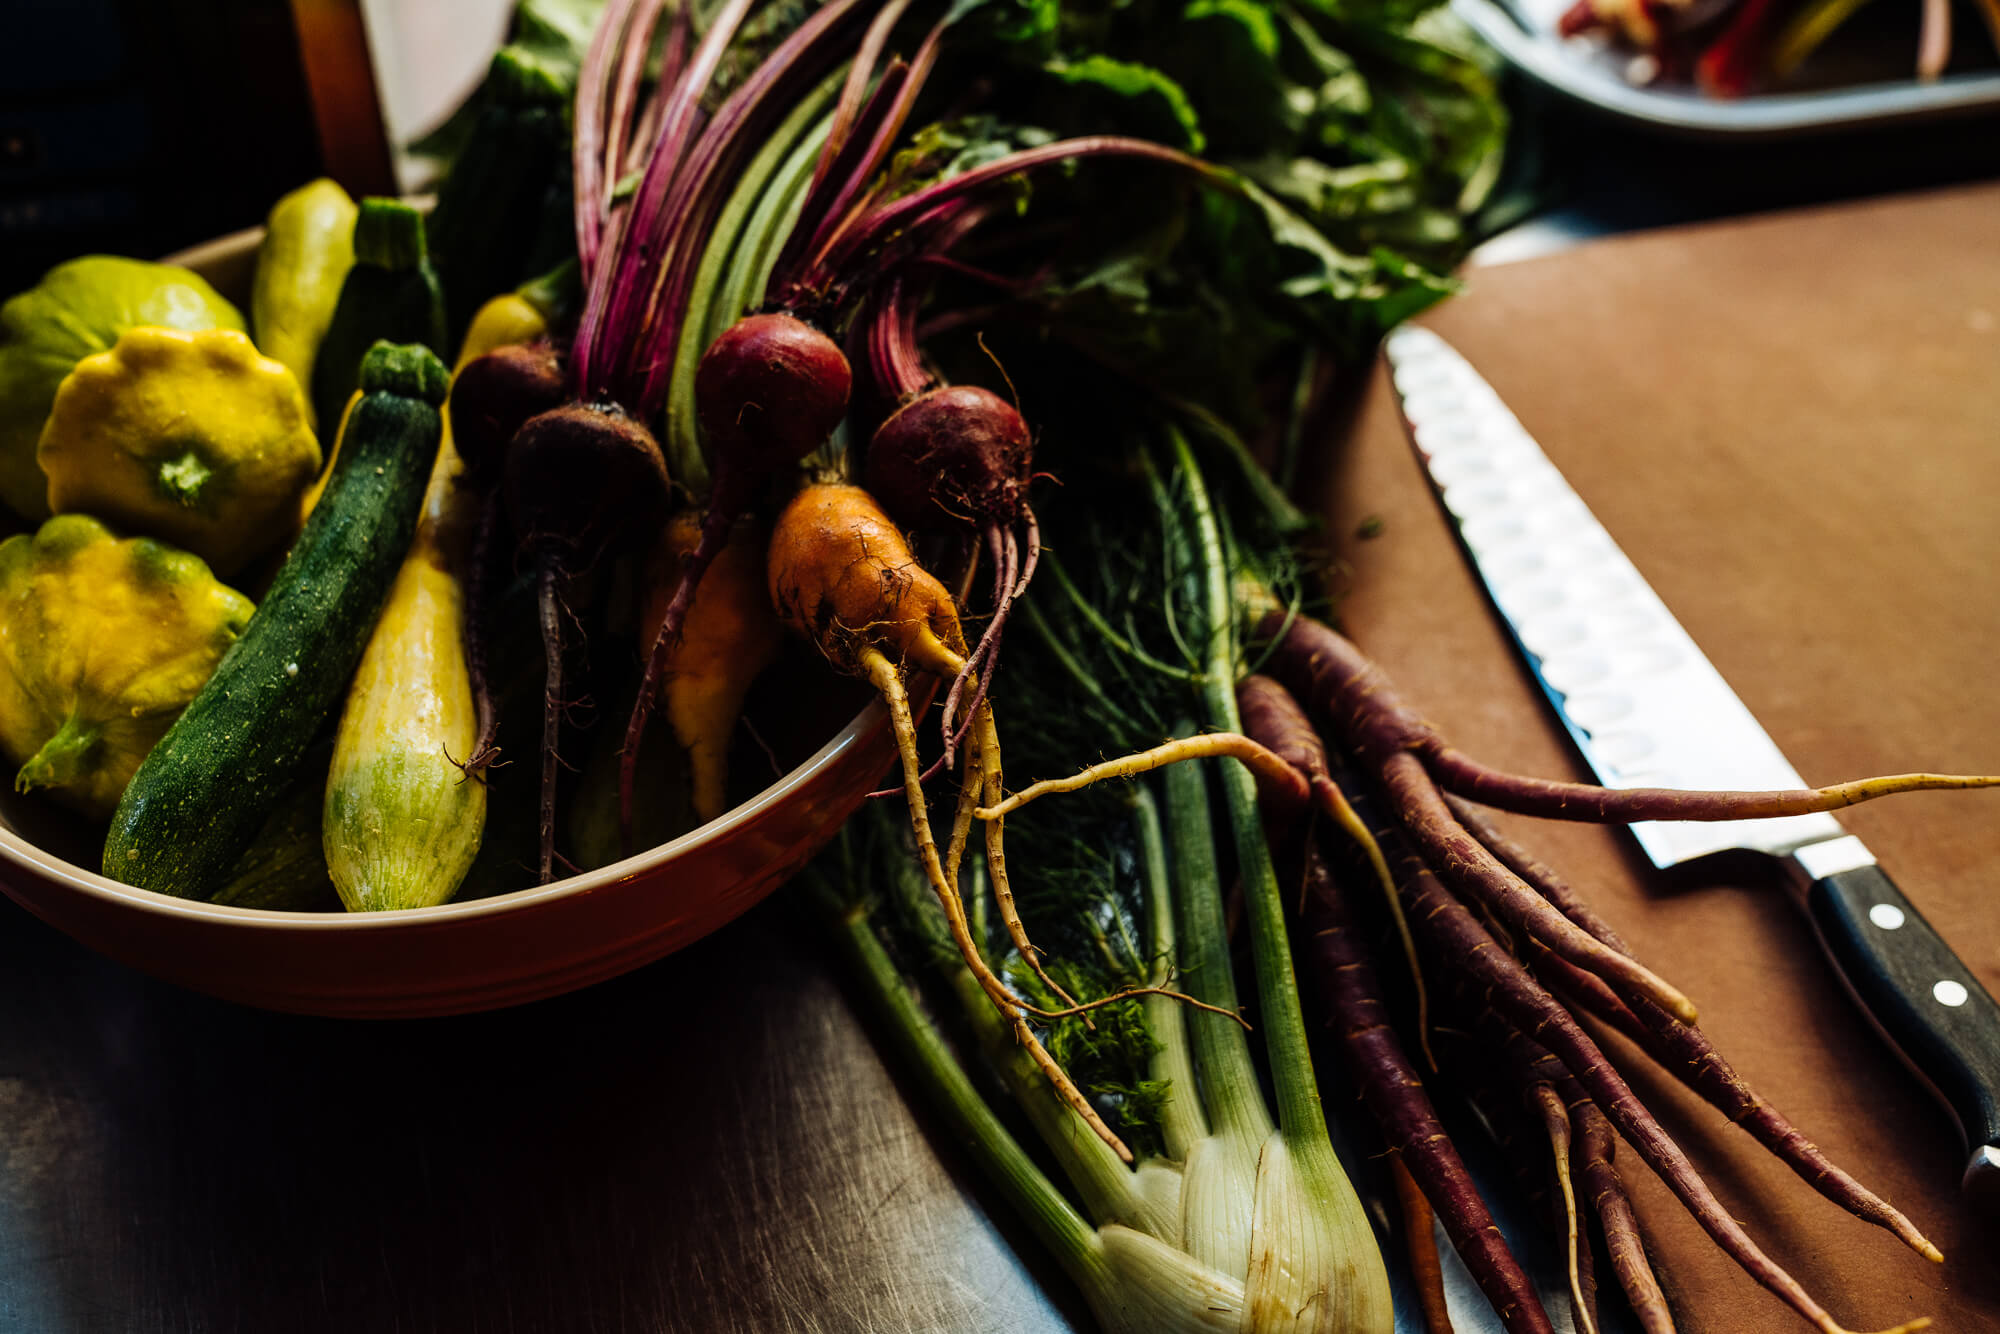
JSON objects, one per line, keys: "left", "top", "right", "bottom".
{"left": 0, "top": 699, "right": 883, "bottom": 930}
{"left": 0, "top": 222, "right": 884, "bottom": 931}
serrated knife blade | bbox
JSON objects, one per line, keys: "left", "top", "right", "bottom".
{"left": 1383, "top": 324, "right": 2000, "bottom": 1200}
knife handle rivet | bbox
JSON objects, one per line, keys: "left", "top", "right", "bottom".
{"left": 1868, "top": 904, "right": 1907, "bottom": 930}
{"left": 1934, "top": 980, "right": 1970, "bottom": 1008}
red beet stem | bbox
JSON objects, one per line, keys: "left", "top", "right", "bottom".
{"left": 601, "top": 0, "right": 667, "bottom": 231}
{"left": 572, "top": 0, "right": 752, "bottom": 395}
{"left": 632, "top": 0, "right": 874, "bottom": 413}
{"left": 855, "top": 203, "right": 999, "bottom": 416}
{"left": 1302, "top": 836, "right": 1556, "bottom": 1334}
{"left": 573, "top": 0, "right": 645, "bottom": 277}
{"left": 622, "top": 15, "right": 682, "bottom": 180}
{"left": 796, "top": 21, "right": 947, "bottom": 276}
{"left": 867, "top": 276, "right": 932, "bottom": 405}
{"left": 579, "top": 0, "right": 756, "bottom": 395}
{"left": 803, "top": 136, "right": 1223, "bottom": 299}
{"left": 814, "top": 0, "right": 915, "bottom": 193}
{"left": 774, "top": 62, "right": 916, "bottom": 302}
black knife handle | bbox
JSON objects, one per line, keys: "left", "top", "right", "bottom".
{"left": 1806, "top": 864, "right": 2000, "bottom": 1195}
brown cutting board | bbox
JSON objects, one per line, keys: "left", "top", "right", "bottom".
{"left": 1321, "top": 181, "right": 2000, "bottom": 1333}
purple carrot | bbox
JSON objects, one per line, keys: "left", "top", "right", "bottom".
{"left": 1422, "top": 745, "right": 1996, "bottom": 825}
{"left": 1253, "top": 607, "right": 1992, "bottom": 834}
{"left": 1447, "top": 794, "right": 1942, "bottom": 1263}
{"left": 1569, "top": 1079, "right": 1677, "bottom": 1334}
{"left": 1515, "top": 929, "right": 1656, "bottom": 1053}
{"left": 1383, "top": 749, "right": 1699, "bottom": 1025}
{"left": 1261, "top": 612, "right": 1703, "bottom": 1023}
{"left": 1384, "top": 835, "right": 1927, "bottom": 1334}
{"left": 1301, "top": 836, "right": 1557, "bottom": 1334}
{"left": 1236, "top": 672, "right": 1330, "bottom": 832}
{"left": 1466, "top": 994, "right": 1596, "bottom": 1334}
{"left": 1240, "top": 671, "right": 1433, "bottom": 1052}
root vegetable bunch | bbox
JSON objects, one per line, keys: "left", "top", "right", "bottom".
{"left": 993, "top": 588, "right": 1994, "bottom": 1333}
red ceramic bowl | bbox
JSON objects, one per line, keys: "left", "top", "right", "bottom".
{"left": 0, "top": 229, "right": 891, "bottom": 1018}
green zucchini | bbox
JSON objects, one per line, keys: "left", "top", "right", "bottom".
{"left": 105, "top": 343, "right": 449, "bottom": 900}
{"left": 311, "top": 201, "right": 448, "bottom": 433}
{"left": 212, "top": 755, "right": 341, "bottom": 912}
{"left": 428, "top": 47, "right": 569, "bottom": 344}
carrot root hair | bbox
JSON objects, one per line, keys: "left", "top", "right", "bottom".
{"left": 859, "top": 645, "right": 1133, "bottom": 1163}
{"left": 975, "top": 731, "right": 1309, "bottom": 821}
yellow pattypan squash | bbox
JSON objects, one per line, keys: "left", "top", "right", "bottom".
{"left": 38, "top": 326, "right": 322, "bottom": 578}
{"left": 0, "top": 514, "right": 254, "bottom": 818}
{"left": 0, "top": 255, "right": 244, "bottom": 522}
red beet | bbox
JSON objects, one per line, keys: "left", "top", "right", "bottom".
{"left": 449, "top": 341, "right": 568, "bottom": 477}
{"left": 505, "top": 400, "right": 672, "bottom": 564}
{"left": 446, "top": 340, "right": 573, "bottom": 785}
{"left": 503, "top": 400, "right": 673, "bottom": 883}
{"left": 694, "top": 312, "right": 851, "bottom": 505}
{"left": 863, "top": 384, "right": 1039, "bottom": 765}
{"left": 864, "top": 384, "right": 1031, "bottom": 529}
